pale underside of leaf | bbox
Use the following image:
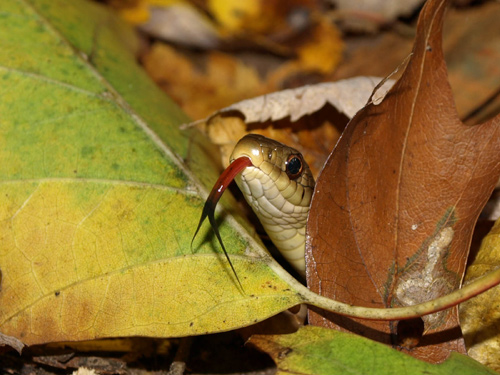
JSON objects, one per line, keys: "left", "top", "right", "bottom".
{"left": 209, "top": 76, "right": 394, "bottom": 123}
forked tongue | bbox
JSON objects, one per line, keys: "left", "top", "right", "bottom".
{"left": 191, "top": 156, "right": 253, "bottom": 290}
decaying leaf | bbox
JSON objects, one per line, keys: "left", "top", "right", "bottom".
{"left": 265, "top": 15, "right": 344, "bottom": 76}
{"left": 194, "top": 76, "right": 394, "bottom": 175}
{"left": 443, "top": 1, "right": 500, "bottom": 123}
{"left": 460, "top": 219, "right": 500, "bottom": 372}
{"left": 207, "top": 0, "right": 315, "bottom": 37}
{"left": 142, "top": 43, "right": 267, "bottom": 119}
{"left": 138, "top": 3, "right": 220, "bottom": 49}
{"left": 215, "top": 76, "right": 394, "bottom": 123}
{"left": 306, "top": 0, "right": 500, "bottom": 363}
{"left": 250, "top": 326, "right": 497, "bottom": 375}
{"left": 332, "top": 2, "right": 500, "bottom": 124}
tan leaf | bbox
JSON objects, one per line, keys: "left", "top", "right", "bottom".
{"left": 143, "top": 43, "right": 266, "bottom": 119}
{"left": 214, "top": 76, "right": 394, "bottom": 123}
{"left": 139, "top": 4, "right": 220, "bottom": 49}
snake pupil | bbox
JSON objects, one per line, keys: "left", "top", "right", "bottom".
{"left": 286, "top": 155, "right": 303, "bottom": 179}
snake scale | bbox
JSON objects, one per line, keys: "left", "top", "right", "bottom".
{"left": 193, "top": 134, "right": 314, "bottom": 280}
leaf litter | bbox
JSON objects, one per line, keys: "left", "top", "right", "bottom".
{"left": 1, "top": 0, "right": 500, "bottom": 373}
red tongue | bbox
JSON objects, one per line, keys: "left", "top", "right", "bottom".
{"left": 191, "top": 156, "right": 253, "bottom": 289}
{"left": 206, "top": 156, "right": 253, "bottom": 208}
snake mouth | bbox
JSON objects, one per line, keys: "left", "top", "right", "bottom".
{"left": 191, "top": 156, "right": 253, "bottom": 289}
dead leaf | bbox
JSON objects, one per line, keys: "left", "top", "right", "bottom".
{"left": 306, "top": 0, "right": 500, "bottom": 363}
{"left": 142, "top": 43, "right": 267, "bottom": 119}
{"left": 215, "top": 77, "right": 393, "bottom": 123}
{"left": 207, "top": 0, "right": 316, "bottom": 37}
{"left": 332, "top": 1, "right": 500, "bottom": 123}
{"left": 139, "top": 3, "right": 220, "bottom": 49}
{"left": 460, "top": 219, "right": 500, "bottom": 372}
{"left": 294, "top": 18, "right": 343, "bottom": 74}
{"left": 265, "top": 15, "right": 344, "bottom": 78}
{"left": 194, "top": 76, "right": 394, "bottom": 176}
{"left": 111, "top": 0, "right": 221, "bottom": 48}
{"left": 443, "top": 1, "right": 500, "bottom": 123}
{"left": 72, "top": 369, "right": 98, "bottom": 375}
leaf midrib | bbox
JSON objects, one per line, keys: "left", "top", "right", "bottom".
{"left": 0, "top": 177, "right": 199, "bottom": 195}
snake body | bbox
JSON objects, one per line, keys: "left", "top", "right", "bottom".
{"left": 230, "top": 134, "right": 315, "bottom": 277}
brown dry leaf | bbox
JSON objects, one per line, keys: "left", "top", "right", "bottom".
{"left": 195, "top": 77, "right": 394, "bottom": 176}
{"left": 332, "top": 32, "right": 413, "bottom": 82}
{"left": 294, "top": 18, "right": 343, "bottom": 74}
{"left": 306, "top": 0, "right": 500, "bottom": 363}
{"left": 142, "top": 43, "right": 267, "bottom": 119}
{"left": 443, "top": 1, "right": 500, "bottom": 123}
{"left": 208, "top": 0, "right": 345, "bottom": 78}
{"left": 460, "top": 219, "right": 500, "bottom": 371}
{"left": 267, "top": 16, "right": 344, "bottom": 80}
{"left": 333, "top": 2, "right": 500, "bottom": 122}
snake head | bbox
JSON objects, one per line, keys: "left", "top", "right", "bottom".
{"left": 230, "top": 134, "right": 314, "bottom": 206}
{"left": 192, "top": 134, "right": 314, "bottom": 284}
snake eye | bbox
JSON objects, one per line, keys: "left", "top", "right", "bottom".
{"left": 285, "top": 154, "right": 303, "bottom": 179}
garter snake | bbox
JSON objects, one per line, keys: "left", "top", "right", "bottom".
{"left": 193, "top": 134, "right": 314, "bottom": 281}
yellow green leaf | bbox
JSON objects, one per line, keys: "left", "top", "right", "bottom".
{"left": 0, "top": 0, "right": 302, "bottom": 346}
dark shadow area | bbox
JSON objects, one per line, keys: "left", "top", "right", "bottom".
{"left": 462, "top": 315, "right": 500, "bottom": 348}
{"left": 0, "top": 332, "right": 277, "bottom": 374}
{"left": 308, "top": 305, "right": 394, "bottom": 345}
{"left": 309, "top": 305, "right": 464, "bottom": 350}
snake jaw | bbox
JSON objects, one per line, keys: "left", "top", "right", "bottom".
{"left": 191, "top": 156, "right": 253, "bottom": 290}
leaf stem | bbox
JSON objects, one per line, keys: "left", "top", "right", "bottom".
{"left": 295, "top": 267, "right": 500, "bottom": 320}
